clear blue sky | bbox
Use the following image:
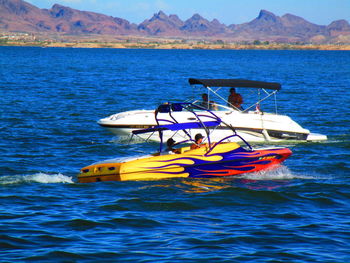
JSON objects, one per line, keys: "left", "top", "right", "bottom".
{"left": 27, "top": 0, "right": 350, "bottom": 25}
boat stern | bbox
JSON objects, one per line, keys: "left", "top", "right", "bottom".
{"left": 78, "top": 162, "right": 123, "bottom": 183}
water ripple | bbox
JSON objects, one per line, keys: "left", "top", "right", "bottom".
{"left": 1, "top": 47, "right": 349, "bottom": 262}
{"left": 0, "top": 173, "right": 73, "bottom": 185}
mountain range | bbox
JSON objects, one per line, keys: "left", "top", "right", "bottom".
{"left": 1, "top": 0, "right": 350, "bottom": 43}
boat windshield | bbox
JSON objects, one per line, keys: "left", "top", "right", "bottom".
{"left": 192, "top": 100, "right": 232, "bottom": 111}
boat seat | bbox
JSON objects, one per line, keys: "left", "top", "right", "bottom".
{"left": 180, "top": 146, "right": 191, "bottom": 153}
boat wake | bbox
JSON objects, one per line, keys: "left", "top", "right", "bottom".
{"left": 0, "top": 173, "right": 74, "bottom": 185}
{"left": 239, "top": 165, "right": 313, "bottom": 180}
{"left": 110, "top": 135, "right": 145, "bottom": 144}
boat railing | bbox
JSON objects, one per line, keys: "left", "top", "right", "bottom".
{"left": 204, "top": 126, "right": 253, "bottom": 156}
{"left": 132, "top": 102, "right": 254, "bottom": 155}
{"left": 167, "top": 102, "right": 254, "bottom": 154}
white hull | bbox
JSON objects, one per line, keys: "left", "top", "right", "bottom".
{"left": 98, "top": 109, "right": 327, "bottom": 143}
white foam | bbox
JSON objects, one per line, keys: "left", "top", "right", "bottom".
{"left": 0, "top": 173, "right": 74, "bottom": 185}
{"left": 238, "top": 165, "right": 313, "bottom": 180}
{"left": 110, "top": 135, "right": 145, "bottom": 144}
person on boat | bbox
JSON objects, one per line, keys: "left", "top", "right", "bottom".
{"left": 228, "top": 88, "right": 243, "bottom": 110}
{"left": 200, "top": 93, "right": 218, "bottom": 111}
{"left": 166, "top": 138, "right": 180, "bottom": 154}
{"left": 190, "top": 133, "right": 208, "bottom": 150}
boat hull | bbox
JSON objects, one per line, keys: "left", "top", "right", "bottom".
{"left": 78, "top": 142, "right": 292, "bottom": 183}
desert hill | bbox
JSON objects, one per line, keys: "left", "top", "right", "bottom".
{"left": 1, "top": 0, "right": 349, "bottom": 43}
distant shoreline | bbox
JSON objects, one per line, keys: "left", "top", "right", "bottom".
{"left": 1, "top": 40, "right": 349, "bottom": 50}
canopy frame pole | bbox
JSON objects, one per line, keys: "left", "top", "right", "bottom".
{"left": 242, "top": 90, "right": 278, "bottom": 113}
{"left": 274, "top": 92, "right": 278, "bottom": 114}
{"left": 206, "top": 86, "right": 241, "bottom": 111}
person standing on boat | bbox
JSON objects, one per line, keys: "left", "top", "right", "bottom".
{"left": 228, "top": 88, "right": 243, "bottom": 110}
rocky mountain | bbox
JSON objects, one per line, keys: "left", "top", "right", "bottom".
{"left": 327, "top": 19, "right": 350, "bottom": 36}
{"left": 138, "top": 11, "right": 183, "bottom": 36}
{"left": 0, "top": 0, "right": 137, "bottom": 34}
{"left": 0, "top": 0, "right": 51, "bottom": 32}
{"left": 181, "top": 14, "right": 229, "bottom": 36}
{"left": 47, "top": 4, "right": 137, "bottom": 34}
{"left": 138, "top": 12, "right": 229, "bottom": 37}
{"left": 1, "top": 0, "right": 349, "bottom": 43}
{"left": 228, "top": 10, "right": 331, "bottom": 42}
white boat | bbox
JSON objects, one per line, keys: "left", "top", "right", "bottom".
{"left": 98, "top": 78, "right": 327, "bottom": 143}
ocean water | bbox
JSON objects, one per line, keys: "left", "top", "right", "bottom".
{"left": 0, "top": 47, "right": 349, "bottom": 262}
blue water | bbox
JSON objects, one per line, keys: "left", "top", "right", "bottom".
{"left": 1, "top": 47, "right": 349, "bottom": 262}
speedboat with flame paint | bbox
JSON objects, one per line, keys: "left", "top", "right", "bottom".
{"left": 78, "top": 102, "right": 292, "bottom": 183}
{"left": 98, "top": 78, "right": 327, "bottom": 143}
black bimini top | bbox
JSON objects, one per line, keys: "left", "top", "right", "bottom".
{"left": 188, "top": 78, "right": 281, "bottom": 90}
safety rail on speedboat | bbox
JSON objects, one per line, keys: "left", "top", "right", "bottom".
{"left": 132, "top": 102, "right": 254, "bottom": 155}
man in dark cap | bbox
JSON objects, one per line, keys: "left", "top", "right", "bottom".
{"left": 166, "top": 138, "right": 180, "bottom": 153}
